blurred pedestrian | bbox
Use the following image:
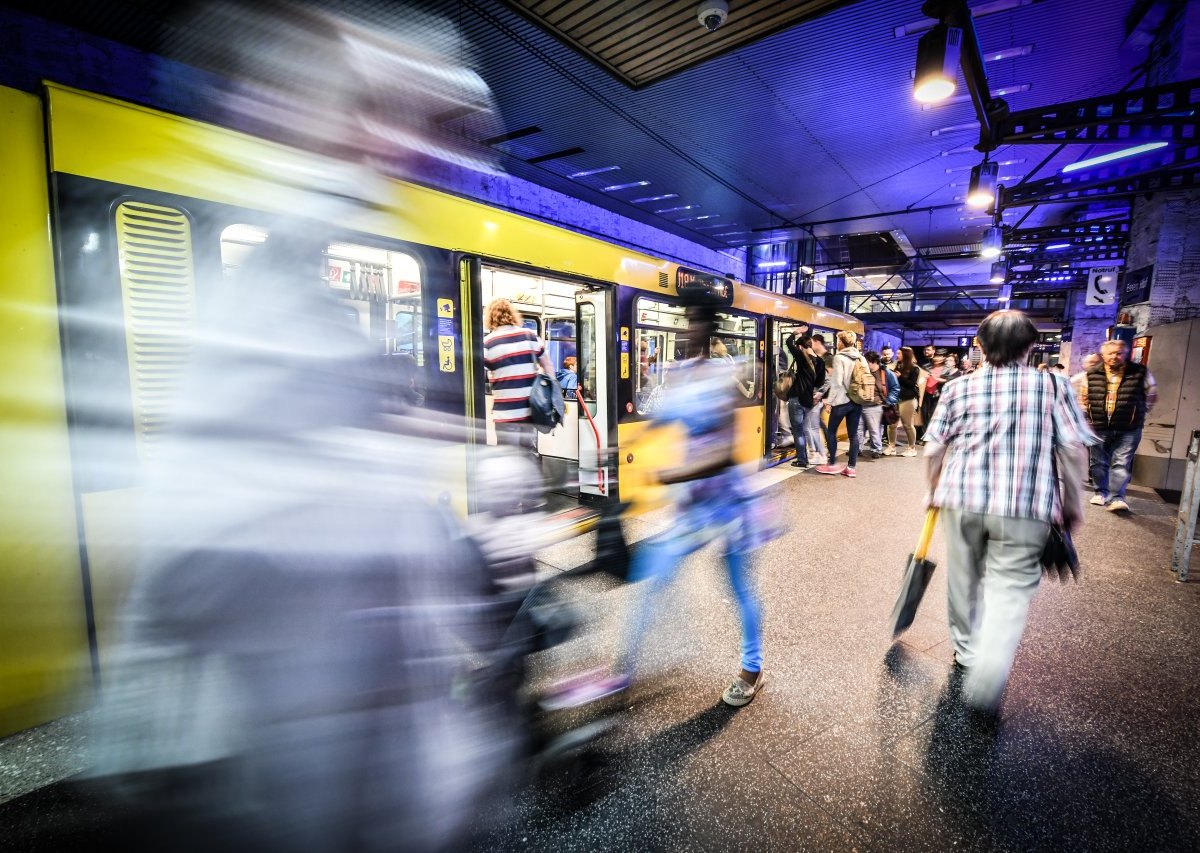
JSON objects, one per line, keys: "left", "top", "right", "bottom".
{"left": 894, "top": 346, "right": 921, "bottom": 457}
{"left": 1081, "top": 340, "right": 1158, "bottom": 513}
{"left": 925, "top": 309, "right": 1096, "bottom": 713}
{"left": 1070, "top": 353, "right": 1100, "bottom": 397}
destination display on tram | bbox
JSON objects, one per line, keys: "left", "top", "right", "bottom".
{"left": 676, "top": 267, "right": 734, "bottom": 306}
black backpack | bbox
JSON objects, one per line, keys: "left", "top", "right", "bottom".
{"left": 528, "top": 374, "right": 565, "bottom": 433}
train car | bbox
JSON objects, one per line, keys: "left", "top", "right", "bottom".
{"left": 0, "top": 82, "right": 861, "bottom": 735}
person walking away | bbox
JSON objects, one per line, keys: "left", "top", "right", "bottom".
{"left": 893, "top": 347, "right": 922, "bottom": 456}
{"left": 483, "top": 298, "right": 555, "bottom": 455}
{"left": 924, "top": 309, "right": 1096, "bottom": 714}
{"left": 816, "top": 330, "right": 866, "bottom": 478}
{"left": 1080, "top": 340, "right": 1157, "bottom": 513}
{"left": 859, "top": 351, "right": 890, "bottom": 459}
{"left": 785, "top": 331, "right": 825, "bottom": 469}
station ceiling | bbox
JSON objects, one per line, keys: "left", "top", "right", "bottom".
{"left": 14, "top": 0, "right": 1143, "bottom": 289}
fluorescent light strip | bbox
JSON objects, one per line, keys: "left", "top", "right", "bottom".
{"left": 986, "top": 44, "right": 1035, "bottom": 61}
{"left": 568, "top": 165, "right": 620, "bottom": 178}
{"left": 713, "top": 230, "right": 748, "bottom": 237}
{"left": 921, "top": 83, "right": 1030, "bottom": 110}
{"left": 931, "top": 122, "right": 979, "bottom": 136}
{"left": 757, "top": 260, "right": 789, "bottom": 269}
{"left": 631, "top": 193, "right": 678, "bottom": 203}
{"left": 696, "top": 222, "right": 736, "bottom": 230}
{"left": 655, "top": 204, "right": 698, "bottom": 214}
{"left": 946, "top": 159, "right": 1025, "bottom": 173}
{"left": 1061, "top": 141, "right": 1170, "bottom": 173}
{"left": 602, "top": 180, "right": 649, "bottom": 192}
{"left": 692, "top": 214, "right": 720, "bottom": 220}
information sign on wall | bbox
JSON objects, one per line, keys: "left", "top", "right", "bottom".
{"left": 1086, "top": 267, "right": 1119, "bottom": 306}
{"left": 1120, "top": 265, "right": 1153, "bottom": 307}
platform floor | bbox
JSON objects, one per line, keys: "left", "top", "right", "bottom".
{"left": 1, "top": 453, "right": 1198, "bottom": 852}
{"left": 482, "top": 454, "right": 1200, "bottom": 852}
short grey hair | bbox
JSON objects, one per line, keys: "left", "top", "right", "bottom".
{"left": 1100, "top": 339, "right": 1129, "bottom": 353}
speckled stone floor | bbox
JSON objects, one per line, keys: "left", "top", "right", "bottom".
{"left": 1, "top": 454, "right": 1197, "bottom": 852}
{"left": 482, "top": 454, "right": 1200, "bottom": 852}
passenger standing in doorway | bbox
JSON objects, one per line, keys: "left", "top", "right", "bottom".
{"left": 1081, "top": 339, "right": 1158, "bottom": 513}
{"left": 556, "top": 356, "right": 579, "bottom": 394}
{"left": 817, "top": 330, "right": 865, "bottom": 478}
{"left": 483, "top": 298, "right": 554, "bottom": 455}
{"left": 925, "top": 309, "right": 1096, "bottom": 713}
{"left": 785, "top": 331, "right": 826, "bottom": 470}
{"left": 894, "top": 346, "right": 921, "bottom": 457}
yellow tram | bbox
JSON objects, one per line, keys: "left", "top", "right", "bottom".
{"left": 0, "top": 82, "right": 861, "bottom": 735}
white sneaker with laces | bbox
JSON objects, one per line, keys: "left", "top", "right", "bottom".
{"left": 1106, "top": 498, "right": 1130, "bottom": 512}
{"left": 1089, "top": 495, "right": 1107, "bottom": 506}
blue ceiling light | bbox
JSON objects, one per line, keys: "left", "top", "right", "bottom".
{"left": 631, "top": 193, "right": 678, "bottom": 203}
{"left": 568, "top": 165, "right": 621, "bottom": 178}
{"left": 757, "top": 260, "right": 789, "bottom": 269}
{"left": 1061, "top": 142, "right": 1169, "bottom": 173}
{"left": 1045, "top": 243, "right": 1071, "bottom": 250}
{"left": 967, "top": 160, "right": 999, "bottom": 208}
{"left": 602, "top": 180, "right": 650, "bottom": 192}
{"left": 655, "top": 204, "right": 697, "bottom": 214}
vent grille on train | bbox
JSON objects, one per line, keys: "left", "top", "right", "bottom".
{"left": 113, "top": 201, "right": 196, "bottom": 456}
{"left": 658, "top": 272, "right": 669, "bottom": 289}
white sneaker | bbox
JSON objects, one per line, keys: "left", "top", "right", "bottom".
{"left": 1106, "top": 498, "right": 1130, "bottom": 512}
{"left": 882, "top": 447, "right": 896, "bottom": 456}
{"left": 902, "top": 448, "right": 918, "bottom": 458}
{"left": 1089, "top": 495, "right": 1107, "bottom": 506}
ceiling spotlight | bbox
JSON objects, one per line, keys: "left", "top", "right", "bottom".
{"left": 981, "top": 225, "right": 1003, "bottom": 259}
{"left": 997, "top": 283, "right": 1013, "bottom": 303}
{"left": 990, "top": 260, "right": 1006, "bottom": 284}
{"left": 967, "top": 160, "right": 999, "bottom": 208}
{"left": 913, "top": 24, "right": 962, "bottom": 103}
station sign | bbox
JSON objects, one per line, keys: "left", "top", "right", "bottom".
{"left": 1120, "top": 265, "right": 1153, "bottom": 307}
{"left": 676, "top": 267, "right": 734, "bottom": 306}
{"left": 1086, "top": 267, "right": 1120, "bottom": 306}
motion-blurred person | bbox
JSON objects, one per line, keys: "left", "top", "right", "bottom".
{"left": 918, "top": 350, "right": 950, "bottom": 445}
{"left": 893, "top": 347, "right": 921, "bottom": 457}
{"left": 1052, "top": 363, "right": 1066, "bottom": 374}
{"left": 1070, "top": 353, "right": 1101, "bottom": 397}
{"left": 860, "top": 351, "right": 899, "bottom": 458}
{"left": 484, "top": 297, "right": 555, "bottom": 455}
{"left": 817, "top": 330, "right": 865, "bottom": 478}
{"left": 1081, "top": 340, "right": 1157, "bottom": 513}
{"left": 925, "top": 310, "right": 1096, "bottom": 713}
{"left": 785, "top": 331, "right": 826, "bottom": 470}
{"left": 602, "top": 296, "right": 770, "bottom": 707}
{"left": 712, "top": 336, "right": 755, "bottom": 398}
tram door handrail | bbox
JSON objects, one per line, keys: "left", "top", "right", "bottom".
{"left": 1171, "top": 429, "right": 1200, "bottom": 582}
{"left": 576, "top": 388, "right": 606, "bottom": 495}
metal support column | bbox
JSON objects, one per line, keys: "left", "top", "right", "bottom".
{"left": 1171, "top": 430, "right": 1200, "bottom": 583}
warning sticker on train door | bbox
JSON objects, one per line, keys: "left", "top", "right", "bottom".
{"left": 437, "top": 299, "right": 454, "bottom": 318}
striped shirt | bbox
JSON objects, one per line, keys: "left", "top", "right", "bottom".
{"left": 925, "top": 364, "right": 1097, "bottom": 523}
{"left": 484, "top": 325, "right": 545, "bottom": 423}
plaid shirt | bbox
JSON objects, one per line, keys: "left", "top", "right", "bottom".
{"left": 925, "top": 364, "right": 1098, "bottom": 523}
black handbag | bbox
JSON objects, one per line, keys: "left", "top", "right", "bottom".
{"left": 1041, "top": 524, "right": 1080, "bottom": 582}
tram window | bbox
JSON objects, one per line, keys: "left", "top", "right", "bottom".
{"left": 220, "top": 224, "right": 268, "bottom": 279}
{"left": 713, "top": 312, "right": 760, "bottom": 402}
{"left": 578, "top": 303, "right": 597, "bottom": 401}
{"left": 546, "top": 318, "right": 577, "bottom": 374}
{"left": 634, "top": 298, "right": 686, "bottom": 415}
{"left": 324, "top": 242, "right": 423, "bottom": 366}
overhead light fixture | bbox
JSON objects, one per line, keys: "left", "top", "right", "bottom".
{"left": 913, "top": 24, "right": 962, "bottom": 103}
{"left": 757, "top": 260, "right": 789, "bottom": 269}
{"left": 713, "top": 230, "right": 748, "bottom": 237}
{"left": 986, "top": 44, "right": 1035, "bottom": 62}
{"left": 895, "top": 0, "right": 1037, "bottom": 38}
{"left": 1061, "top": 141, "right": 1169, "bottom": 173}
{"left": 990, "top": 260, "right": 1007, "bottom": 284}
{"left": 966, "top": 159, "right": 999, "bottom": 208}
{"left": 602, "top": 180, "right": 650, "bottom": 192}
{"left": 656, "top": 204, "right": 698, "bottom": 214}
{"left": 946, "top": 158, "right": 1026, "bottom": 173}
{"left": 1045, "top": 243, "right": 1071, "bottom": 250}
{"left": 800, "top": 265, "right": 815, "bottom": 275}
{"left": 981, "top": 225, "right": 1003, "bottom": 259}
{"left": 568, "top": 165, "right": 620, "bottom": 178}
{"left": 631, "top": 193, "right": 678, "bottom": 203}
{"left": 997, "top": 283, "right": 1013, "bottom": 302}
{"left": 931, "top": 121, "right": 979, "bottom": 137}
{"left": 920, "top": 83, "right": 1030, "bottom": 110}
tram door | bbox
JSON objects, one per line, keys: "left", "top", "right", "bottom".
{"left": 575, "top": 289, "right": 611, "bottom": 498}
{"left": 767, "top": 319, "right": 806, "bottom": 459}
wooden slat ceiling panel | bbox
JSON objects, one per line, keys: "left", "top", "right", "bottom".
{"left": 502, "top": 0, "right": 857, "bottom": 87}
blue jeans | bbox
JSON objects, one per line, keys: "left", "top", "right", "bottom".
{"left": 826, "top": 402, "right": 863, "bottom": 467}
{"left": 621, "top": 526, "right": 763, "bottom": 674}
{"left": 1090, "top": 429, "right": 1140, "bottom": 501}
{"left": 787, "top": 399, "right": 811, "bottom": 466}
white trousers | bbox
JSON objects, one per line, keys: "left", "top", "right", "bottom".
{"left": 941, "top": 508, "right": 1050, "bottom": 710}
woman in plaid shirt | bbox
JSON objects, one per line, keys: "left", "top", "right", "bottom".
{"left": 924, "top": 310, "right": 1098, "bottom": 714}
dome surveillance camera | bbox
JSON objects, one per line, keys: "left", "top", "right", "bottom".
{"left": 697, "top": 0, "right": 729, "bottom": 32}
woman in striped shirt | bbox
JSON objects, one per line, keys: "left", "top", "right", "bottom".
{"left": 483, "top": 298, "right": 554, "bottom": 454}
